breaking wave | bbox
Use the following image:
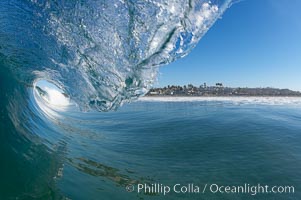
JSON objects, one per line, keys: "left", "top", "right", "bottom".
{"left": 0, "top": 1, "right": 233, "bottom": 198}
{"left": 1, "top": 0, "right": 232, "bottom": 112}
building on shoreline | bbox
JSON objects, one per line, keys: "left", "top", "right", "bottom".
{"left": 146, "top": 83, "right": 301, "bottom": 97}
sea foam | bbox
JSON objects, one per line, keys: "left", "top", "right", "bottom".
{"left": 139, "top": 96, "right": 301, "bottom": 105}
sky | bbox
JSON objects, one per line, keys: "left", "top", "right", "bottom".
{"left": 156, "top": 0, "right": 301, "bottom": 91}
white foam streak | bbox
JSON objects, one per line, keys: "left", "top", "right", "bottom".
{"left": 139, "top": 96, "right": 301, "bottom": 105}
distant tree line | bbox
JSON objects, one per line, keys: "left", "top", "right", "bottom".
{"left": 146, "top": 83, "right": 301, "bottom": 97}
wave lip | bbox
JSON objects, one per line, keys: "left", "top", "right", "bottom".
{"left": 0, "top": 0, "right": 232, "bottom": 112}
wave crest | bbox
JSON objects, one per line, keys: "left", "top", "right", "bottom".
{"left": 1, "top": 0, "right": 232, "bottom": 111}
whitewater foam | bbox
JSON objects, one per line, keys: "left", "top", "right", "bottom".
{"left": 139, "top": 96, "right": 301, "bottom": 105}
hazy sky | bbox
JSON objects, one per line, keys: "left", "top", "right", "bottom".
{"left": 157, "top": 0, "right": 301, "bottom": 91}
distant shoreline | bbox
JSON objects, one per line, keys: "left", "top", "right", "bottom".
{"left": 146, "top": 84, "right": 301, "bottom": 97}
{"left": 143, "top": 95, "right": 301, "bottom": 98}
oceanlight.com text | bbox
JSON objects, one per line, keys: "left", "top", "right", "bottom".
{"left": 125, "top": 183, "right": 295, "bottom": 196}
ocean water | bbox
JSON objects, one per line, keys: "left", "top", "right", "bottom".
{"left": 0, "top": 0, "right": 233, "bottom": 198}
{"left": 1, "top": 93, "right": 301, "bottom": 199}
{"left": 1, "top": 0, "right": 300, "bottom": 199}
{"left": 57, "top": 99, "right": 301, "bottom": 200}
